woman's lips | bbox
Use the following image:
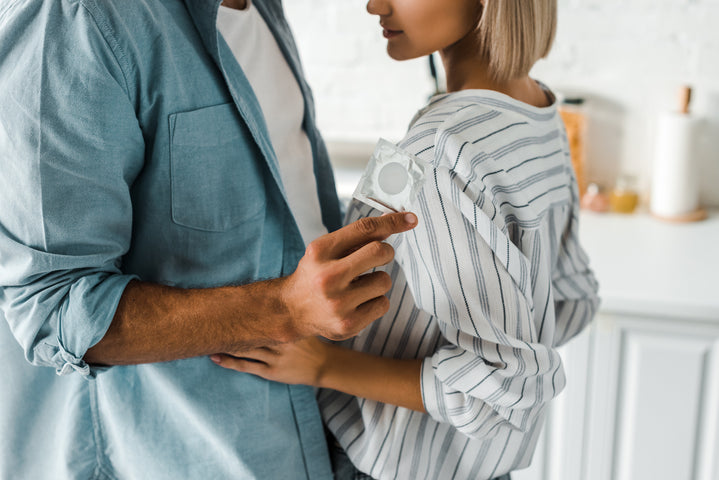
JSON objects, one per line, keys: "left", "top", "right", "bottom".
{"left": 382, "top": 28, "right": 402, "bottom": 39}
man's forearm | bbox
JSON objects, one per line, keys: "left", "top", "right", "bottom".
{"left": 84, "top": 213, "right": 418, "bottom": 366}
{"left": 84, "top": 279, "right": 295, "bottom": 366}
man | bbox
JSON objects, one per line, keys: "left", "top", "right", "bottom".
{"left": 0, "top": 0, "right": 416, "bottom": 478}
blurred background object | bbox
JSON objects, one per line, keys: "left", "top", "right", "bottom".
{"left": 610, "top": 174, "right": 640, "bottom": 214}
{"left": 559, "top": 96, "right": 588, "bottom": 198}
{"left": 650, "top": 85, "right": 707, "bottom": 221}
{"left": 581, "top": 182, "right": 610, "bottom": 213}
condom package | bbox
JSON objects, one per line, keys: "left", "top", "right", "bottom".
{"left": 352, "top": 138, "right": 428, "bottom": 214}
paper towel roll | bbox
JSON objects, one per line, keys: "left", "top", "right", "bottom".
{"left": 650, "top": 112, "right": 700, "bottom": 218}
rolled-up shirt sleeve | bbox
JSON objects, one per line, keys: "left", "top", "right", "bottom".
{"left": 400, "top": 164, "right": 595, "bottom": 440}
{"left": 0, "top": 2, "right": 144, "bottom": 377}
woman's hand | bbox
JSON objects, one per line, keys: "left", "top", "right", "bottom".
{"left": 213, "top": 336, "right": 426, "bottom": 412}
{"left": 210, "top": 336, "right": 331, "bottom": 387}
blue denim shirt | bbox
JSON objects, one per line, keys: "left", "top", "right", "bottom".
{"left": 0, "top": 0, "right": 341, "bottom": 478}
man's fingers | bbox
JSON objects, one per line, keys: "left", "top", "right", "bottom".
{"left": 354, "top": 294, "right": 391, "bottom": 320}
{"left": 337, "top": 241, "right": 395, "bottom": 283}
{"left": 286, "top": 212, "right": 417, "bottom": 341}
{"left": 345, "top": 271, "right": 392, "bottom": 307}
{"left": 312, "top": 212, "right": 417, "bottom": 260}
{"left": 331, "top": 295, "right": 391, "bottom": 340}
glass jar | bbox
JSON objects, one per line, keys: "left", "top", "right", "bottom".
{"left": 559, "top": 97, "right": 588, "bottom": 198}
{"left": 610, "top": 174, "right": 640, "bottom": 214}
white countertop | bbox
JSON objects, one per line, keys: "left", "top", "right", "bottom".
{"left": 579, "top": 210, "right": 719, "bottom": 322}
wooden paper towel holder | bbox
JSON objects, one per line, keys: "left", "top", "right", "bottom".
{"left": 651, "top": 208, "right": 707, "bottom": 223}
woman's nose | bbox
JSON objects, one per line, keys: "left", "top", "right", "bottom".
{"left": 366, "top": 0, "right": 390, "bottom": 16}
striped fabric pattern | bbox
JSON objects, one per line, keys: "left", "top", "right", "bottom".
{"left": 318, "top": 89, "right": 600, "bottom": 480}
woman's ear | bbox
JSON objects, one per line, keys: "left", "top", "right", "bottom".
{"left": 475, "top": 0, "right": 485, "bottom": 24}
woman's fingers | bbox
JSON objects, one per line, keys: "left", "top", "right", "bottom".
{"left": 210, "top": 338, "right": 328, "bottom": 387}
{"left": 210, "top": 354, "right": 268, "bottom": 375}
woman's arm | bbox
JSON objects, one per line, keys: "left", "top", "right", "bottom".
{"left": 211, "top": 337, "right": 426, "bottom": 413}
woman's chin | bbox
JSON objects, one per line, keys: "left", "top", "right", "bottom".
{"left": 386, "top": 46, "right": 422, "bottom": 62}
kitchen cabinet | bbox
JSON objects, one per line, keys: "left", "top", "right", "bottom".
{"left": 515, "top": 211, "right": 719, "bottom": 480}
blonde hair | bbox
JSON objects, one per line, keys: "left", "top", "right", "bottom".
{"left": 476, "top": 0, "right": 557, "bottom": 82}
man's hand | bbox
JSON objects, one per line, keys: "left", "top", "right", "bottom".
{"left": 282, "top": 212, "right": 417, "bottom": 341}
{"left": 84, "top": 212, "right": 417, "bottom": 366}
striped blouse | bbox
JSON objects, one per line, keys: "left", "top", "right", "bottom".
{"left": 318, "top": 88, "right": 600, "bottom": 480}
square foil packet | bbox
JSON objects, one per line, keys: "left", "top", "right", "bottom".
{"left": 352, "top": 138, "right": 428, "bottom": 213}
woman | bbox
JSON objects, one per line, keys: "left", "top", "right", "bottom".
{"left": 212, "top": 0, "right": 599, "bottom": 478}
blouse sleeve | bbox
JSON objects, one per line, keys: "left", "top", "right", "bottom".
{"left": 552, "top": 179, "right": 601, "bottom": 347}
{"left": 399, "top": 157, "right": 597, "bottom": 439}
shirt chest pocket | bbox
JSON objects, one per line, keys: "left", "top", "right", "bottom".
{"left": 169, "top": 103, "right": 267, "bottom": 232}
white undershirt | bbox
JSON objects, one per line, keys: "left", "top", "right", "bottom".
{"left": 217, "top": 2, "right": 328, "bottom": 245}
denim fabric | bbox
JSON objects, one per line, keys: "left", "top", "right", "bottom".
{"left": 0, "top": 0, "right": 340, "bottom": 478}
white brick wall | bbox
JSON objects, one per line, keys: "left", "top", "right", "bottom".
{"left": 285, "top": 0, "right": 719, "bottom": 207}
